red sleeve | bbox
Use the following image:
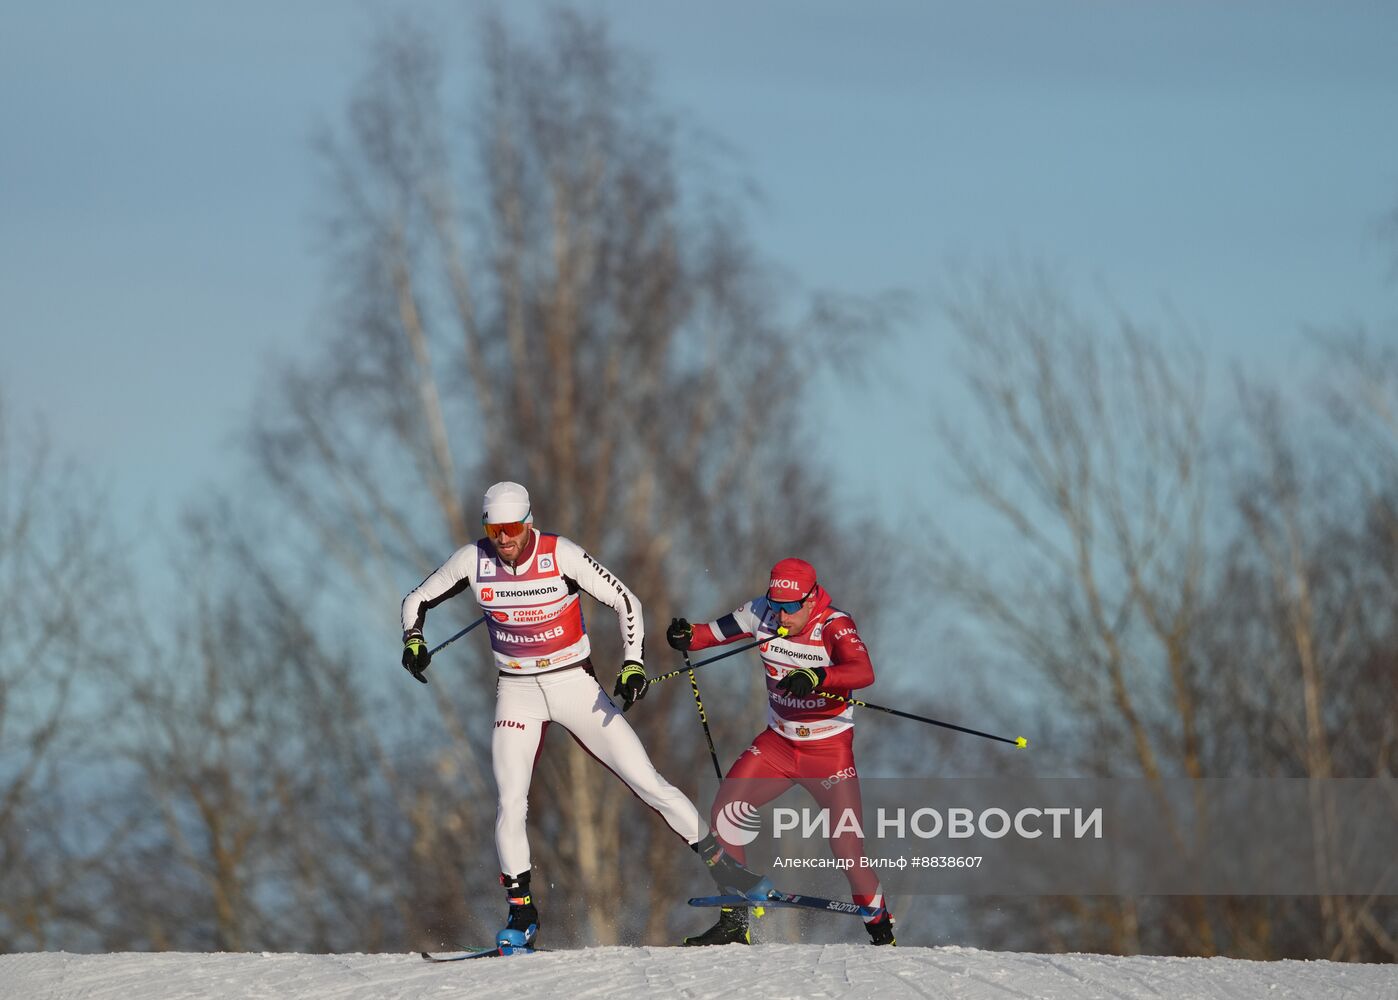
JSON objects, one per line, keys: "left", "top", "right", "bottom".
{"left": 822, "top": 616, "right": 874, "bottom": 691}
{"left": 688, "top": 611, "right": 752, "bottom": 652}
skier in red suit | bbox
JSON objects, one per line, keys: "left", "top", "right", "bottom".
{"left": 668, "top": 557, "right": 895, "bottom": 946}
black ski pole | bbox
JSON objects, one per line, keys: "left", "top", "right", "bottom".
{"left": 647, "top": 627, "right": 789, "bottom": 687}
{"left": 683, "top": 650, "right": 724, "bottom": 780}
{"left": 814, "top": 690, "right": 1027, "bottom": 748}
{"left": 411, "top": 614, "right": 489, "bottom": 684}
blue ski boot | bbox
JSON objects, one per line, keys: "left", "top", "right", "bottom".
{"left": 694, "top": 833, "right": 774, "bottom": 901}
{"left": 496, "top": 870, "right": 539, "bottom": 953}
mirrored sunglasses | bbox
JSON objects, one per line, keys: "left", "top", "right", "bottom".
{"left": 484, "top": 521, "right": 529, "bottom": 541}
{"left": 767, "top": 583, "right": 815, "bottom": 614}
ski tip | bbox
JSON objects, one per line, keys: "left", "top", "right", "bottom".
{"left": 1015, "top": 736, "right": 1028, "bottom": 749}
{"left": 419, "top": 951, "right": 431, "bottom": 959}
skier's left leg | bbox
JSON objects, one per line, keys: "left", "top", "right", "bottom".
{"left": 543, "top": 666, "right": 704, "bottom": 842}
{"left": 798, "top": 730, "right": 895, "bottom": 945}
{"left": 549, "top": 666, "right": 772, "bottom": 907}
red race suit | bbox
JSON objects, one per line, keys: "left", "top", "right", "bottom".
{"left": 689, "top": 586, "right": 885, "bottom": 914}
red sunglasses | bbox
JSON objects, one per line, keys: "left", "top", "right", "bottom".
{"left": 484, "top": 521, "right": 530, "bottom": 541}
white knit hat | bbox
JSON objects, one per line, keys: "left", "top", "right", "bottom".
{"left": 482, "top": 481, "right": 533, "bottom": 523}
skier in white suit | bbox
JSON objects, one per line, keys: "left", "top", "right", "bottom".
{"left": 400, "top": 481, "right": 769, "bottom": 950}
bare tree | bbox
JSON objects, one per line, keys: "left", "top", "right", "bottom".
{"left": 1217, "top": 337, "right": 1398, "bottom": 961}
{"left": 930, "top": 267, "right": 1209, "bottom": 777}
{"left": 86, "top": 493, "right": 503, "bottom": 953}
{"left": 246, "top": 9, "right": 896, "bottom": 946}
{"left": 0, "top": 400, "right": 137, "bottom": 949}
{"left": 924, "top": 265, "right": 1222, "bottom": 954}
{"left": 924, "top": 265, "right": 1396, "bottom": 960}
{"left": 1317, "top": 329, "right": 1398, "bottom": 576}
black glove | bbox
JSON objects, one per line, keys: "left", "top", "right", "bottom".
{"left": 402, "top": 628, "right": 431, "bottom": 682}
{"left": 613, "top": 660, "right": 648, "bottom": 711}
{"left": 775, "top": 666, "right": 825, "bottom": 698}
{"left": 666, "top": 617, "right": 693, "bottom": 652}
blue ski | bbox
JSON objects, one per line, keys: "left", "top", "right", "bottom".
{"left": 420, "top": 945, "right": 536, "bottom": 962}
{"left": 689, "top": 891, "right": 883, "bottom": 920}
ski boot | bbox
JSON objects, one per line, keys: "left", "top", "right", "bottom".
{"left": 683, "top": 905, "right": 750, "bottom": 946}
{"left": 694, "top": 833, "right": 773, "bottom": 901}
{"left": 864, "top": 908, "right": 896, "bottom": 946}
{"left": 497, "top": 870, "right": 539, "bottom": 952}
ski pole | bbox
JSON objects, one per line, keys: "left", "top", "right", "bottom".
{"left": 647, "top": 628, "right": 789, "bottom": 687}
{"left": 683, "top": 650, "right": 724, "bottom": 780}
{"left": 411, "top": 614, "right": 489, "bottom": 684}
{"left": 814, "top": 690, "right": 1028, "bottom": 749}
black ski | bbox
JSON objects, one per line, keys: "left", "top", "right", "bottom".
{"left": 689, "top": 890, "right": 883, "bottom": 920}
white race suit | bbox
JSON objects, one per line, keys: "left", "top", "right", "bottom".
{"left": 402, "top": 528, "right": 704, "bottom": 876}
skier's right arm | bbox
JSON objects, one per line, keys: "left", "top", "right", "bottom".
{"left": 668, "top": 603, "right": 760, "bottom": 653}
{"left": 399, "top": 544, "right": 476, "bottom": 677}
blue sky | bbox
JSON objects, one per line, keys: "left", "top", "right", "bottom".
{"left": 3, "top": 1, "right": 1396, "bottom": 551}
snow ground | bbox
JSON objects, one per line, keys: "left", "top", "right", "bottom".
{"left": 2, "top": 946, "right": 1394, "bottom": 1000}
